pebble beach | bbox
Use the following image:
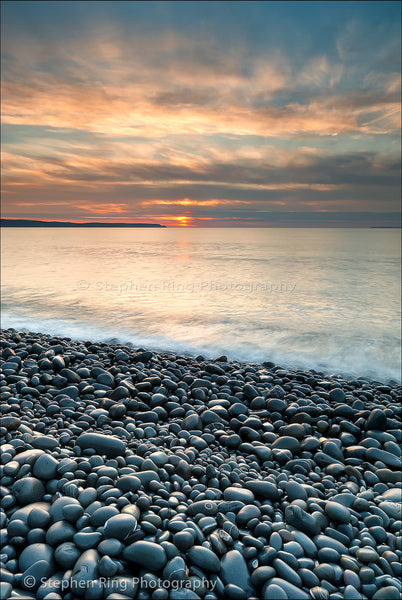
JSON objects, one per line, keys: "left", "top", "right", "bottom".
{"left": 1, "top": 328, "right": 401, "bottom": 600}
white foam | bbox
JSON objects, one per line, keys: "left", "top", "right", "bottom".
{"left": 2, "top": 312, "right": 400, "bottom": 383}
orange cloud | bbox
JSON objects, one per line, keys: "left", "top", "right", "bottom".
{"left": 144, "top": 198, "right": 250, "bottom": 207}
{"left": 74, "top": 203, "right": 129, "bottom": 214}
{"left": 2, "top": 31, "right": 400, "bottom": 140}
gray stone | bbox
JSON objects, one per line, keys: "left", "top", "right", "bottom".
{"left": 220, "top": 550, "right": 254, "bottom": 595}
{"left": 76, "top": 433, "right": 125, "bottom": 458}
{"left": 104, "top": 514, "right": 137, "bottom": 541}
{"left": 123, "top": 541, "right": 167, "bottom": 570}
{"left": 13, "top": 478, "right": 45, "bottom": 505}
{"left": 188, "top": 545, "right": 220, "bottom": 572}
{"left": 70, "top": 549, "right": 99, "bottom": 597}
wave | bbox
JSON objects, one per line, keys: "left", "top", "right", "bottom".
{"left": 1, "top": 313, "right": 400, "bottom": 384}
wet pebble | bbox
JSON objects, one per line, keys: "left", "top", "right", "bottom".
{"left": 1, "top": 328, "right": 401, "bottom": 600}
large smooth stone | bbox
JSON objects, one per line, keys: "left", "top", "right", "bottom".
{"left": 20, "top": 560, "right": 53, "bottom": 591}
{"left": 70, "top": 549, "right": 99, "bottom": 598}
{"left": 187, "top": 500, "right": 218, "bottom": 517}
{"left": 366, "top": 409, "right": 387, "bottom": 431}
{"left": 163, "top": 556, "right": 187, "bottom": 582}
{"left": 314, "top": 534, "right": 348, "bottom": 555}
{"left": 32, "top": 455, "right": 59, "bottom": 480}
{"left": 220, "top": 550, "right": 254, "bottom": 595}
{"left": 19, "top": 543, "right": 54, "bottom": 572}
{"left": 263, "top": 577, "right": 310, "bottom": 599}
{"left": 55, "top": 542, "right": 82, "bottom": 569}
{"left": 13, "top": 478, "right": 45, "bottom": 505}
{"left": 271, "top": 436, "right": 300, "bottom": 453}
{"left": 46, "top": 521, "right": 76, "bottom": 546}
{"left": 262, "top": 583, "right": 288, "bottom": 600}
{"left": 116, "top": 475, "right": 141, "bottom": 492}
{"left": 49, "top": 497, "right": 81, "bottom": 523}
{"left": 244, "top": 480, "right": 280, "bottom": 501}
{"left": 123, "top": 541, "right": 167, "bottom": 570}
{"left": 188, "top": 546, "right": 220, "bottom": 573}
{"left": 13, "top": 449, "right": 45, "bottom": 465}
{"left": 381, "top": 488, "right": 402, "bottom": 503}
{"left": 285, "top": 505, "right": 321, "bottom": 536}
{"left": 10, "top": 502, "right": 51, "bottom": 524}
{"left": 76, "top": 433, "right": 125, "bottom": 458}
{"left": 104, "top": 514, "right": 137, "bottom": 540}
{"left": 365, "top": 448, "right": 402, "bottom": 469}
{"left": 273, "top": 558, "right": 302, "bottom": 587}
{"left": 286, "top": 481, "right": 307, "bottom": 501}
{"left": 325, "top": 501, "right": 351, "bottom": 524}
{"left": 223, "top": 487, "right": 255, "bottom": 503}
{"left": 292, "top": 531, "right": 318, "bottom": 558}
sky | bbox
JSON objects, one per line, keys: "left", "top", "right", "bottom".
{"left": 1, "top": 1, "right": 401, "bottom": 227}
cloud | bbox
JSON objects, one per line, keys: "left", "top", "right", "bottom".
{"left": 2, "top": 27, "right": 400, "bottom": 140}
{"left": 1, "top": 3, "right": 400, "bottom": 225}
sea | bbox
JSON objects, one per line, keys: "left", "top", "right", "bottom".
{"left": 1, "top": 227, "right": 401, "bottom": 383}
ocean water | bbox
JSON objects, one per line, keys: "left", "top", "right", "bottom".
{"left": 1, "top": 227, "right": 401, "bottom": 382}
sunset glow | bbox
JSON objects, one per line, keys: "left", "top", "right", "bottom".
{"left": 1, "top": 1, "right": 401, "bottom": 226}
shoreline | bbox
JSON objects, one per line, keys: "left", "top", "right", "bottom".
{"left": 1, "top": 324, "right": 400, "bottom": 386}
{"left": 1, "top": 327, "right": 401, "bottom": 600}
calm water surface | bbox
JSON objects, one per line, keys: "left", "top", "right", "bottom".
{"left": 1, "top": 228, "right": 400, "bottom": 382}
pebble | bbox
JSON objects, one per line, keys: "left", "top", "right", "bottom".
{"left": 188, "top": 545, "right": 220, "bottom": 572}
{"left": 12, "top": 478, "right": 45, "bottom": 505}
{"left": 70, "top": 549, "right": 99, "bottom": 594}
{"left": 220, "top": 550, "right": 254, "bottom": 596}
{"left": 0, "top": 328, "right": 401, "bottom": 600}
{"left": 103, "top": 514, "right": 137, "bottom": 540}
{"left": 123, "top": 541, "right": 167, "bottom": 570}
{"left": 324, "top": 501, "right": 351, "bottom": 524}
{"left": 76, "top": 433, "right": 125, "bottom": 458}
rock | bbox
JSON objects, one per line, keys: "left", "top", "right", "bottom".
{"left": 220, "top": 550, "right": 254, "bottom": 595}
{"left": 365, "top": 448, "right": 401, "bottom": 468}
{"left": 76, "top": 432, "right": 126, "bottom": 458}
{"left": 123, "top": 541, "right": 167, "bottom": 570}
{"left": 223, "top": 487, "right": 255, "bottom": 503}
{"left": 329, "top": 388, "right": 345, "bottom": 402}
{"left": 174, "top": 530, "right": 195, "bottom": 552}
{"left": 13, "top": 477, "right": 45, "bottom": 505}
{"left": 163, "top": 556, "right": 187, "bottom": 582}
{"left": 381, "top": 488, "right": 402, "bottom": 502}
{"left": 356, "top": 548, "right": 378, "bottom": 563}
{"left": 366, "top": 409, "right": 387, "bottom": 430}
{"left": 182, "top": 413, "right": 203, "bottom": 430}
{"left": 32, "top": 455, "right": 59, "bottom": 480}
{"left": 188, "top": 546, "right": 220, "bottom": 572}
{"left": 70, "top": 549, "right": 99, "bottom": 597}
{"left": 187, "top": 501, "right": 218, "bottom": 517}
{"left": 244, "top": 480, "right": 280, "bottom": 501}
{"left": 46, "top": 521, "right": 76, "bottom": 546}
{"left": 1, "top": 416, "right": 21, "bottom": 430}
{"left": 54, "top": 542, "right": 82, "bottom": 569}
{"left": 116, "top": 475, "right": 141, "bottom": 492}
{"left": 325, "top": 501, "right": 351, "bottom": 524}
{"left": 286, "top": 481, "right": 307, "bottom": 501}
{"left": 19, "top": 543, "right": 54, "bottom": 572}
{"left": 104, "top": 514, "right": 137, "bottom": 540}
{"left": 263, "top": 577, "right": 310, "bottom": 599}
{"left": 20, "top": 559, "right": 54, "bottom": 591}
{"left": 285, "top": 505, "right": 321, "bottom": 536}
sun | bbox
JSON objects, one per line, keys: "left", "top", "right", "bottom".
{"left": 177, "top": 216, "right": 189, "bottom": 227}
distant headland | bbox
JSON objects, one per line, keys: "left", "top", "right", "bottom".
{"left": 1, "top": 219, "right": 166, "bottom": 228}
